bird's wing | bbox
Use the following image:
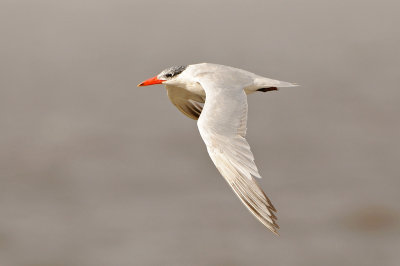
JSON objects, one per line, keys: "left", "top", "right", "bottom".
{"left": 196, "top": 74, "right": 279, "bottom": 234}
{"left": 166, "top": 85, "right": 205, "bottom": 120}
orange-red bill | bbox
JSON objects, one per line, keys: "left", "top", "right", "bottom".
{"left": 137, "top": 76, "right": 165, "bottom": 87}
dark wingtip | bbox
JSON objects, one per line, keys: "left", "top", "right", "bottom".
{"left": 257, "top": 87, "right": 278, "bottom": 92}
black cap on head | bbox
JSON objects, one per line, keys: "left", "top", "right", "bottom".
{"left": 158, "top": 65, "right": 187, "bottom": 80}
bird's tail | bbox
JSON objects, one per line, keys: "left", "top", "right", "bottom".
{"left": 255, "top": 76, "right": 298, "bottom": 88}
{"left": 275, "top": 80, "right": 299, "bottom": 87}
{"left": 251, "top": 77, "right": 298, "bottom": 93}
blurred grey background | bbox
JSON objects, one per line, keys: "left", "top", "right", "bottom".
{"left": 1, "top": 0, "right": 399, "bottom": 265}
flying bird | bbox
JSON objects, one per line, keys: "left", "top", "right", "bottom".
{"left": 138, "top": 63, "right": 297, "bottom": 234}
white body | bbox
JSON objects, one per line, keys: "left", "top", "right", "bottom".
{"left": 165, "top": 63, "right": 296, "bottom": 97}
{"left": 161, "top": 63, "right": 297, "bottom": 234}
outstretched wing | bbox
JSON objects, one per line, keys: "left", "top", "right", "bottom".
{"left": 166, "top": 85, "right": 205, "bottom": 120}
{"left": 196, "top": 75, "right": 279, "bottom": 234}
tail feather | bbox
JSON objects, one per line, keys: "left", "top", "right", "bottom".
{"left": 255, "top": 77, "right": 299, "bottom": 88}
{"left": 275, "top": 81, "right": 299, "bottom": 87}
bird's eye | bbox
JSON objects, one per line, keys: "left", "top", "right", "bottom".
{"left": 165, "top": 73, "right": 173, "bottom": 78}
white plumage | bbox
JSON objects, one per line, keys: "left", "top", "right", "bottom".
{"left": 139, "top": 63, "right": 298, "bottom": 234}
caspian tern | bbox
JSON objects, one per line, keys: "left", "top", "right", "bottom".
{"left": 138, "top": 63, "right": 297, "bottom": 234}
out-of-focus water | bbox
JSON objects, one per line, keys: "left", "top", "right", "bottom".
{"left": 0, "top": 1, "right": 399, "bottom": 265}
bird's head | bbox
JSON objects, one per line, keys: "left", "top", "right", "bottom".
{"left": 138, "top": 65, "right": 187, "bottom": 87}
